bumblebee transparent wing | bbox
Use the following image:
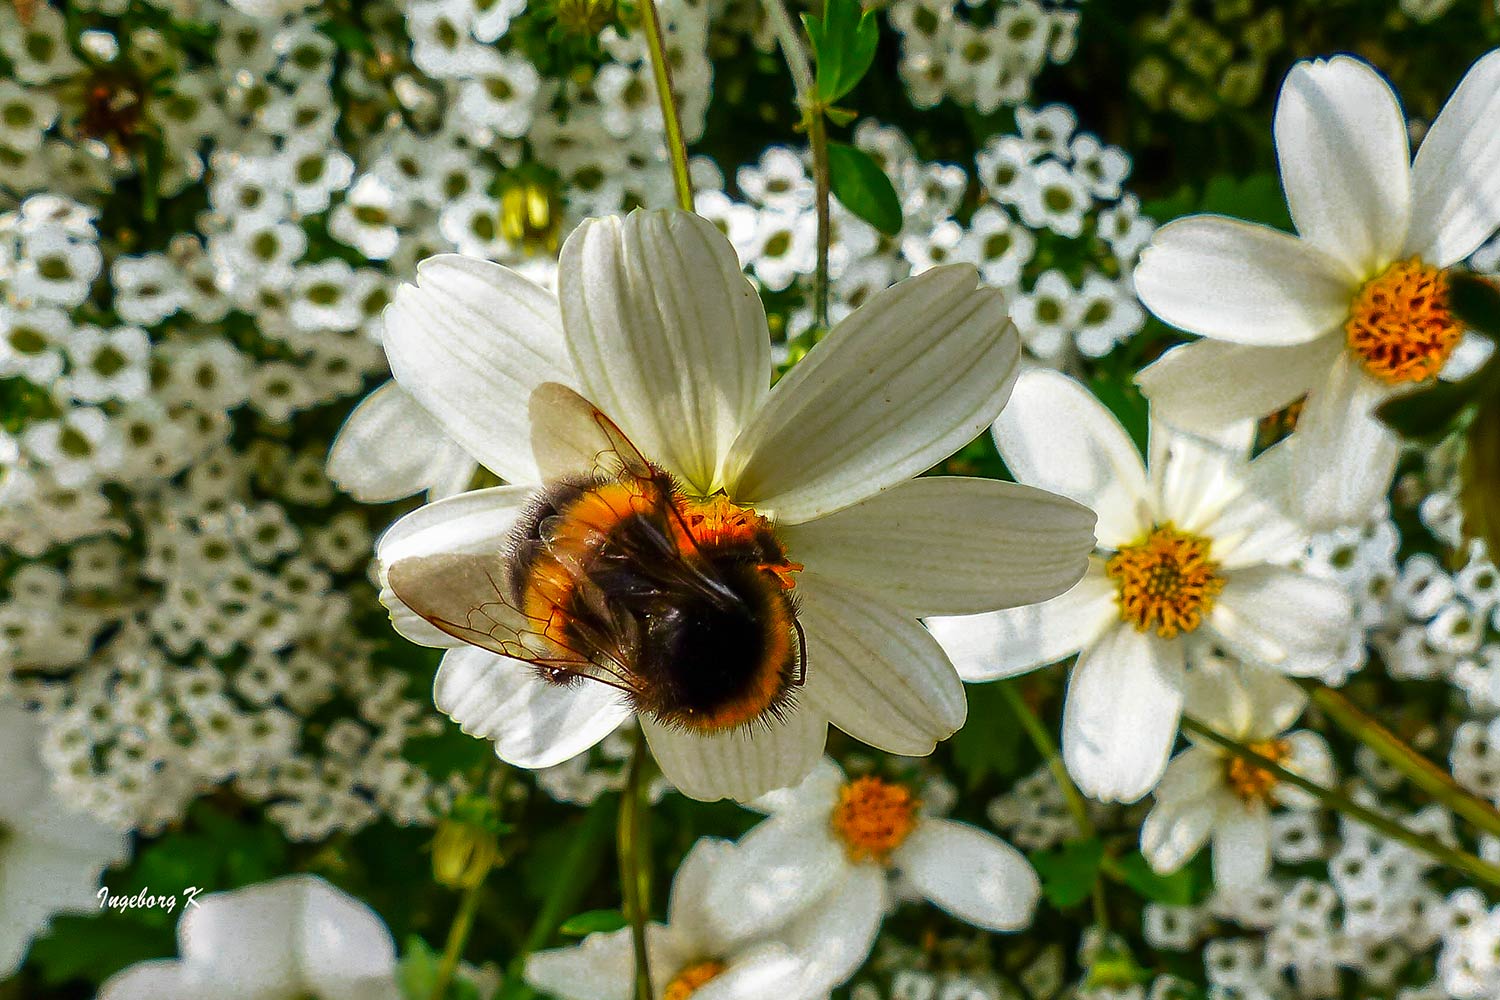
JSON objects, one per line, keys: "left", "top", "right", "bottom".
{"left": 386, "top": 551, "right": 640, "bottom": 693}
{"left": 529, "top": 382, "right": 656, "bottom": 484}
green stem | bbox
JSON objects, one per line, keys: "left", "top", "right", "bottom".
{"left": 618, "top": 727, "right": 655, "bottom": 1000}
{"left": 1000, "top": 681, "right": 1109, "bottom": 930}
{"left": 1297, "top": 679, "right": 1500, "bottom": 841}
{"left": 1181, "top": 715, "right": 1500, "bottom": 888}
{"left": 431, "top": 879, "right": 484, "bottom": 1000}
{"left": 638, "top": 0, "right": 694, "bottom": 212}
{"left": 763, "top": 0, "right": 831, "bottom": 329}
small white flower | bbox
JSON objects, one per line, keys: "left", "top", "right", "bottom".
{"left": 930, "top": 369, "right": 1354, "bottom": 802}
{"left": 1136, "top": 52, "right": 1500, "bottom": 529}
{"left": 702, "top": 758, "right": 1040, "bottom": 946}
{"left": 1014, "top": 159, "right": 1089, "bottom": 238}
{"left": 1141, "top": 660, "right": 1333, "bottom": 890}
{"left": 98, "top": 875, "right": 401, "bottom": 1000}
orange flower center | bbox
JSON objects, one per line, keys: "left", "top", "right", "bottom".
{"left": 830, "top": 776, "right": 919, "bottom": 864}
{"left": 1106, "top": 525, "right": 1224, "bottom": 639}
{"left": 1345, "top": 257, "right": 1462, "bottom": 385}
{"left": 1225, "top": 739, "right": 1292, "bottom": 802}
{"left": 663, "top": 959, "right": 727, "bottom": 1000}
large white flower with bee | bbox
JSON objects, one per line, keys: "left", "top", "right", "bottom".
{"left": 373, "top": 208, "right": 1096, "bottom": 802}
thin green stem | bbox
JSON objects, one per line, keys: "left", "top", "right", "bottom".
{"left": 763, "top": 0, "right": 831, "bottom": 329}
{"left": 1296, "top": 679, "right": 1500, "bottom": 841}
{"left": 431, "top": 879, "right": 484, "bottom": 1000}
{"left": 638, "top": 0, "right": 693, "bottom": 212}
{"left": 1181, "top": 715, "right": 1500, "bottom": 888}
{"left": 618, "top": 727, "right": 655, "bottom": 1000}
{"left": 1000, "top": 681, "right": 1109, "bottom": 930}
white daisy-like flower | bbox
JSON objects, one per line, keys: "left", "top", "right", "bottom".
{"left": 98, "top": 875, "right": 401, "bottom": 1000}
{"left": 1142, "top": 659, "right": 1333, "bottom": 890}
{"left": 526, "top": 836, "right": 876, "bottom": 1000}
{"left": 928, "top": 369, "right": 1354, "bottom": 802}
{"left": 701, "top": 757, "right": 1040, "bottom": 946}
{"left": 1134, "top": 51, "right": 1500, "bottom": 529}
{"left": 374, "top": 208, "right": 1096, "bottom": 802}
{"left": 0, "top": 701, "right": 128, "bottom": 977}
{"left": 328, "top": 380, "right": 477, "bottom": 503}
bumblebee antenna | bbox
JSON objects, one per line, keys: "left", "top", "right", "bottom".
{"left": 791, "top": 617, "right": 807, "bottom": 687}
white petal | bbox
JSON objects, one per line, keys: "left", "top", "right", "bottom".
{"left": 1208, "top": 565, "right": 1355, "bottom": 676}
{"left": 1278, "top": 729, "right": 1336, "bottom": 808}
{"left": 1063, "top": 625, "right": 1184, "bottom": 803}
{"left": 785, "top": 865, "right": 885, "bottom": 996}
{"left": 1148, "top": 419, "right": 1257, "bottom": 537}
{"left": 327, "top": 381, "right": 476, "bottom": 503}
{"left": 1211, "top": 801, "right": 1273, "bottom": 890}
{"left": 993, "top": 369, "right": 1151, "bottom": 547}
{"left": 780, "top": 477, "right": 1095, "bottom": 617}
{"left": 695, "top": 944, "right": 806, "bottom": 1000}
{"left": 894, "top": 818, "right": 1040, "bottom": 932}
{"left": 558, "top": 209, "right": 770, "bottom": 493}
{"left": 641, "top": 703, "right": 827, "bottom": 803}
{"left": 382, "top": 254, "right": 573, "bottom": 484}
{"left": 702, "top": 814, "right": 847, "bottom": 945}
{"left": 1195, "top": 451, "right": 1309, "bottom": 573}
{"left": 927, "top": 565, "right": 1117, "bottom": 682}
{"left": 1274, "top": 56, "right": 1412, "bottom": 278}
{"left": 1136, "top": 337, "right": 1342, "bottom": 438}
{"left": 525, "top": 927, "right": 638, "bottom": 1000}
{"left": 1406, "top": 50, "right": 1500, "bottom": 266}
{"left": 1291, "top": 351, "right": 1401, "bottom": 531}
{"left": 749, "top": 755, "right": 844, "bottom": 817}
{"left": 664, "top": 837, "right": 734, "bottom": 937}
{"left": 1141, "top": 753, "right": 1220, "bottom": 875}
{"left": 795, "top": 572, "right": 967, "bottom": 756}
{"left": 1134, "top": 217, "right": 1353, "bottom": 346}
{"left": 433, "top": 646, "right": 631, "bottom": 769}
{"left": 294, "top": 879, "right": 404, "bottom": 1000}
{"left": 1182, "top": 659, "right": 1304, "bottom": 737}
{"left": 376, "top": 485, "right": 535, "bottom": 648}
{"left": 726, "top": 264, "right": 1018, "bottom": 524}
{"left": 97, "top": 963, "right": 200, "bottom": 1000}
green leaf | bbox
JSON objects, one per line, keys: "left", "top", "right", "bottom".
{"left": 1029, "top": 838, "right": 1103, "bottom": 909}
{"left": 1143, "top": 173, "right": 1292, "bottom": 232}
{"left": 27, "top": 915, "right": 174, "bottom": 987}
{"left": 1110, "top": 851, "right": 1204, "bottom": 906}
{"left": 803, "top": 0, "right": 878, "bottom": 104}
{"left": 949, "top": 682, "right": 1025, "bottom": 789}
{"left": 403, "top": 725, "right": 494, "bottom": 781}
{"left": 1375, "top": 375, "right": 1485, "bottom": 441}
{"left": 1449, "top": 272, "right": 1500, "bottom": 337}
{"left": 399, "top": 936, "right": 481, "bottom": 1000}
{"left": 827, "top": 141, "right": 902, "bottom": 236}
{"left": 559, "top": 908, "right": 628, "bottom": 935}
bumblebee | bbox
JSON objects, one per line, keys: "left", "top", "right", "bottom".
{"left": 388, "top": 384, "right": 807, "bottom": 733}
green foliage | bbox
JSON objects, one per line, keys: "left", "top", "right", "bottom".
{"left": 398, "top": 935, "right": 483, "bottom": 1000}
{"left": 1111, "top": 851, "right": 1208, "bottom": 906}
{"left": 405, "top": 726, "right": 498, "bottom": 782}
{"left": 26, "top": 916, "right": 174, "bottom": 988}
{"left": 827, "top": 141, "right": 903, "bottom": 236}
{"left": 1029, "top": 838, "right": 1104, "bottom": 909}
{"left": 558, "top": 908, "right": 628, "bottom": 935}
{"left": 949, "top": 682, "right": 1026, "bottom": 790}
{"left": 802, "top": 0, "right": 878, "bottom": 105}
{"left": 1144, "top": 172, "right": 1292, "bottom": 232}
{"left": 1463, "top": 394, "right": 1500, "bottom": 562}
{"left": 1449, "top": 272, "right": 1500, "bottom": 336}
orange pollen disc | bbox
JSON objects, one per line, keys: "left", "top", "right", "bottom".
{"left": 1345, "top": 257, "right": 1462, "bottom": 385}
{"left": 1105, "top": 524, "right": 1224, "bottom": 639}
{"left": 675, "top": 494, "right": 801, "bottom": 585}
{"left": 1225, "top": 738, "right": 1292, "bottom": 802}
{"left": 663, "top": 959, "right": 728, "bottom": 1000}
{"left": 830, "top": 776, "right": 919, "bottom": 864}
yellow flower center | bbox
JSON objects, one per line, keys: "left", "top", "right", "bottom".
{"left": 1105, "top": 525, "right": 1224, "bottom": 639}
{"left": 663, "top": 960, "right": 728, "bottom": 1000}
{"left": 830, "top": 776, "right": 919, "bottom": 864}
{"left": 1224, "top": 739, "right": 1292, "bottom": 802}
{"left": 1345, "top": 257, "right": 1462, "bottom": 385}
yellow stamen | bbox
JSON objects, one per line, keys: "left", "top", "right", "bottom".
{"left": 1225, "top": 738, "right": 1292, "bottom": 802}
{"left": 1345, "top": 257, "right": 1461, "bottom": 385}
{"left": 1106, "top": 524, "right": 1224, "bottom": 639}
{"left": 830, "top": 776, "right": 919, "bottom": 865}
{"left": 663, "top": 959, "right": 728, "bottom": 1000}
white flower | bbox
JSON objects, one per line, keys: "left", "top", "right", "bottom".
{"left": 929, "top": 369, "right": 1354, "bottom": 802}
{"left": 328, "top": 380, "right": 478, "bottom": 503}
{"left": 0, "top": 701, "right": 127, "bottom": 977}
{"left": 375, "top": 208, "right": 1096, "bottom": 802}
{"left": 98, "top": 875, "right": 401, "bottom": 1000}
{"left": 1141, "top": 660, "right": 1333, "bottom": 890}
{"left": 1134, "top": 52, "right": 1500, "bottom": 529}
{"left": 527, "top": 836, "right": 875, "bottom": 1000}
{"left": 701, "top": 758, "right": 1040, "bottom": 947}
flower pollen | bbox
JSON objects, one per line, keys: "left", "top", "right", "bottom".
{"left": 664, "top": 959, "right": 728, "bottom": 1000}
{"left": 1345, "top": 257, "right": 1462, "bottom": 385}
{"left": 830, "top": 776, "right": 919, "bottom": 864}
{"left": 1225, "top": 739, "right": 1292, "bottom": 802}
{"left": 1106, "top": 524, "right": 1224, "bottom": 639}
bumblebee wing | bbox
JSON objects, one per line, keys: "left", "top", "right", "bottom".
{"left": 529, "top": 382, "right": 656, "bottom": 485}
{"left": 387, "top": 552, "right": 641, "bottom": 692}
